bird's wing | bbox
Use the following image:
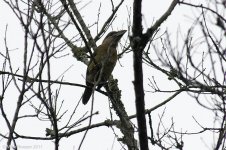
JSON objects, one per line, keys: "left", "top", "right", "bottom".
{"left": 86, "top": 48, "right": 102, "bottom": 84}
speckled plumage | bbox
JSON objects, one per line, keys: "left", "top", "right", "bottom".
{"left": 82, "top": 30, "right": 126, "bottom": 105}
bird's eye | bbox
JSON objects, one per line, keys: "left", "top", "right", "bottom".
{"left": 105, "top": 31, "right": 116, "bottom": 39}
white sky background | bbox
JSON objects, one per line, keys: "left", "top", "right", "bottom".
{"left": 0, "top": 0, "right": 223, "bottom": 150}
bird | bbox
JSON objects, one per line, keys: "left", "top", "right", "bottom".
{"left": 82, "top": 30, "right": 126, "bottom": 105}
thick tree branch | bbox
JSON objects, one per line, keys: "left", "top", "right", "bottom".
{"left": 142, "top": 0, "right": 179, "bottom": 48}
{"left": 132, "top": 0, "right": 149, "bottom": 150}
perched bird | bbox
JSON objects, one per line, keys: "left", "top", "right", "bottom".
{"left": 82, "top": 30, "right": 126, "bottom": 105}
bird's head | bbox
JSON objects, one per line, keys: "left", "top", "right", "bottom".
{"left": 102, "top": 30, "right": 127, "bottom": 47}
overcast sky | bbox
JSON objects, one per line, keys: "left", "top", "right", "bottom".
{"left": 0, "top": 0, "right": 221, "bottom": 150}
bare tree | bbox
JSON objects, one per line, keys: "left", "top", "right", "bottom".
{"left": 0, "top": 0, "right": 225, "bottom": 150}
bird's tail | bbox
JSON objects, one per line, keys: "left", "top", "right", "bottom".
{"left": 82, "top": 87, "right": 92, "bottom": 105}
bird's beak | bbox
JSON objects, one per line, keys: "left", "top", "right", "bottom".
{"left": 116, "top": 30, "right": 127, "bottom": 38}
